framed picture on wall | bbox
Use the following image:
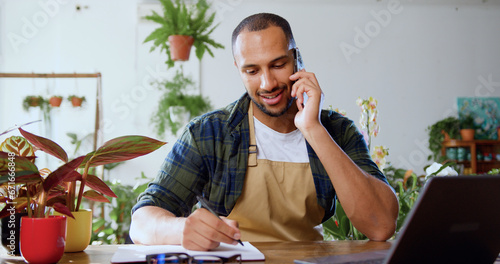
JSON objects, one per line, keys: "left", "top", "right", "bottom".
{"left": 457, "top": 97, "right": 500, "bottom": 140}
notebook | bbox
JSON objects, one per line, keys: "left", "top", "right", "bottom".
{"left": 295, "top": 175, "right": 500, "bottom": 264}
{"left": 110, "top": 242, "right": 264, "bottom": 263}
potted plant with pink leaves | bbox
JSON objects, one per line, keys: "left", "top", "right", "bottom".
{"left": 0, "top": 127, "right": 166, "bottom": 260}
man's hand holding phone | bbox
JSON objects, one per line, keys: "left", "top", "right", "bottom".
{"left": 290, "top": 70, "right": 324, "bottom": 132}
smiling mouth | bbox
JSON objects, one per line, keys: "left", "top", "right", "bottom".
{"left": 260, "top": 88, "right": 284, "bottom": 99}
{"left": 262, "top": 93, "right": 280, "bottom": 99}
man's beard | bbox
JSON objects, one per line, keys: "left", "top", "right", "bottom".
{"left": 249, "top": 88, "right": 294, "bottom": 117}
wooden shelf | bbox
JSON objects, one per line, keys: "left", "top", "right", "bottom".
{"left": 441, "top": 139, "right": 500, "bottom": 174}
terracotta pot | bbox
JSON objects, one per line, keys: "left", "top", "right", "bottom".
{"left": 20, "top": 215, "right": 66, "bottom": 264}
{"left": 49, "top": 96, "right": 63, "bottom": 107}
{"left": 71, "top": 97, "right": 84, "bottom": 107}
{"left": 55, "top": 209, "right": 92, "bottom": 252}
{"left": 168, "top": 35, "right": 194, "bottom": 61}
{"left": 460, "top": 129, "right": 475, "bottom": 141}
{"left": 1, "top": 212, "right": 28, "bottom": 256}
{"left": 441, "top": 130, "right": 450, "bottom": 141}
{"left": 28, "top": 96, "right": 40, "bottom": 107}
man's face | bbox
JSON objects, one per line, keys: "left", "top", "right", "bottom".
{"left": 233, "top": 26, "right": 295, "bottom": 117}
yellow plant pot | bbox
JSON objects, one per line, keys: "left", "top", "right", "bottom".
{"left": 55, "top": 209, "right": 92, "bottom": 252}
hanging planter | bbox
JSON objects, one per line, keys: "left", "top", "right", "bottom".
{"left": 22, "top": 96, "right": 45, "bottom": 111}
{"left": 168, "top": 35, "right": 194, "bottom": 61}
{"left": 68, "top": 95, "right": 86, "bottom": 107}
{"left": 49, "top": 95, "right": 63, "bottom": 107}
{"left": 143, "top": 0, "right": 224, "bottom": 68}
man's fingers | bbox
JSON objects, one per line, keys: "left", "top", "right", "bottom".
{"left": 182, "top": 209, "right": 240, "bottom": 251}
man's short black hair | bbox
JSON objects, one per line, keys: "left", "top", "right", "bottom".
{"left": 231, "top": 13, "right": 296, "bottom": 54}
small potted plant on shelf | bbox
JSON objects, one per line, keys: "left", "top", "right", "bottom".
{"left": 22, "top": 96, "right": 45, "bottom": 111}
{"left": 143, "top": 0, "right": 224, "bottom": 68}
{"left": 49, "top": 95, "right": 63, "bottom": 107}
{"left": 68, "top": 95, "right": 86, "bottom": 107}
{"left": 0, "top": 127, "right": 166, "bottom": 256}
{"left": 150, "top": 68, "right": 212, "bottom": 136}
{"left": 459, "top": 115, "right": 475, "bottom": 141}
{"left": 426, "top": 116, "right": 460, "bottom": 162}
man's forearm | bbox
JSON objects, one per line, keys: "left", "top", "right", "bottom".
{"left": 303, "top": 124, "right": 399, "bottom": 241}
{"left": 130, "top": 206, "right": 185, "bottom": 245}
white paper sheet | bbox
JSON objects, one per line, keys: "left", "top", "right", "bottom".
{"left": 110, "top": 242, "right": 265, "bottom": 263}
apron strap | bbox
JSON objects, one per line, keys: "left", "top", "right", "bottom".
{"left": 248, "top": 103, "right": 257, "bottom": 167}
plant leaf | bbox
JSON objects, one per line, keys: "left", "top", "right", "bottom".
{"left": 42, "top": 156, "right": 85, "bottom": 192}
{"left": 19, "top": 128, "right": 68, "bottom": 163}
{"left": 51, "top": 202, "right": 74, "bottom": 219}
{"left": 0, "top": 152, "right": 40, "bottom": 181}
{"left": 83, "top": 136, "right": 166, "bottom": 167}
{"left": 85, "top": 174, "right": 117, "bottom": 198}
{"left": 62, "top": 170, "right": 83, "bottom": 182}
{"left": 83, "top": 190, "right": 111, "bottom": 203}
{"left": 0, "top": 136, "right": 36, "bottom": 157}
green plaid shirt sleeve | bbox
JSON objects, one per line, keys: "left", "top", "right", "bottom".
{"left": 133, "top": 96, "right": 251, "bottom": 217}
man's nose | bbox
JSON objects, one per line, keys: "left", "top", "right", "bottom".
{"left": 260, "top": 69, "right": 278, "bottom": 91}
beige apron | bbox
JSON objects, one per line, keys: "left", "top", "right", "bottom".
{"left": 227, "top": 104, "right": 325, "bottom": 242}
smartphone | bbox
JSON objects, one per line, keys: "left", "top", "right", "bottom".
{"left": 293, "top": 47, "right": 308, "bottom": 105}
{"left": 293, "top": 47, "right": 304, "bottom": 73}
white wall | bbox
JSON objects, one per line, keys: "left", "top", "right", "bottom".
{"left": 1, "top": 0, "right": 500, "bottom": 182}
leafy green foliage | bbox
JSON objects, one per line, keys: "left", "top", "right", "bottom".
{"left": 427, "top": 117, "right": 460, "bottom": 161}
{"left": 323, "top": 201, "right": 366, "bottom": 240}
{"left": 22, "top": 96, "right": 46, "bottom": 111}
{"left": 488, "top": 168, "right": 500, "bottom": 175}
{"left": 143, "top": 0, "right": 224, "bottom": 68}
{"left": 459, "top": 114, "right": 475, "bottom": 129}
{"left": 91, "top": 173, "right": 151, "bottom": 244}
{"left": 151, "top": 69, "right": 212, "bottom": 136}
{"left": 323, "top": 165, "right": 427, "bottom": 240}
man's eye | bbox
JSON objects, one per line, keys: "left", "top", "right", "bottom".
{"left": 245, "top": 69, "right": 257, "bottom": 75}
{"left": 273, "top": 63, "right": 286, "bottom": 68}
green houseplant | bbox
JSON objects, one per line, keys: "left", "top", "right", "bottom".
{"left": 22, "top": 96, "right": 45, "bottom": 111}
{"left": 459, "top": 114, "right": 476, "bottom": 141}
{"left": 427, "top": 117, "right": 460, "bottom": 162}
{"left": 143, "top": 0, "right": 224, "bottom": 68}
{"left": 68, "top": 95, "right": 86, "bottom": 107}
{"left": 151, "top": 69, "right": 212, "bottom": 136}
{"left": 0, "top": 127, "right": 166, "bottom": 254}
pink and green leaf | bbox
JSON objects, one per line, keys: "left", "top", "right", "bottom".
{"left": 19, "top": 128, "right": 68, "bottom": 163}
{"left": 0, "top": 152, "right": 40, "bottom": 182}
{"left": 51, "top": 202, "right": 74, "bottom": 219}
{"left": 83, "top": 136, "right": 166, "bottom": 167}
{"left": 43, "top": 156, "right": 85, "bottom": 192}
{"left": 62, "top": 170, "right": 82, "bottom": 182}
{"left": 83, "top": 190, "right": 110, "bottom": 203}
{"left": 85, "top": 174, "right": 117, "bottom": 198}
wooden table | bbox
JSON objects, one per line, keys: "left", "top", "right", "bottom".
{"left": 1, "top": 241, "right": 392, "bottom": 263}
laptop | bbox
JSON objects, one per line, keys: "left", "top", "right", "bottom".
{"left": 295, "top": 175, "right": 500, "bottom": 264}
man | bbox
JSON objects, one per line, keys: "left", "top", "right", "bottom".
{"left": 130, "top": 13, "right": 398, "bottom": 251}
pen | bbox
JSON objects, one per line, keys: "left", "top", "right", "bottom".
{"left": 196, "top": 195, "right": 244, "bottom": 246}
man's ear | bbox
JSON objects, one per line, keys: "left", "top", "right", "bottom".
{"left": 234, "top": 60, "right": 238, "bottom": 68}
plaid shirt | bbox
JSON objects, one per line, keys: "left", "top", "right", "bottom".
{"left": 133, "top": 93, "right": 387, "bottom": 222}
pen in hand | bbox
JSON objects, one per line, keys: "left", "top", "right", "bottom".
{"left": 196, "top": 195, "right": 244, "bottom": 246}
